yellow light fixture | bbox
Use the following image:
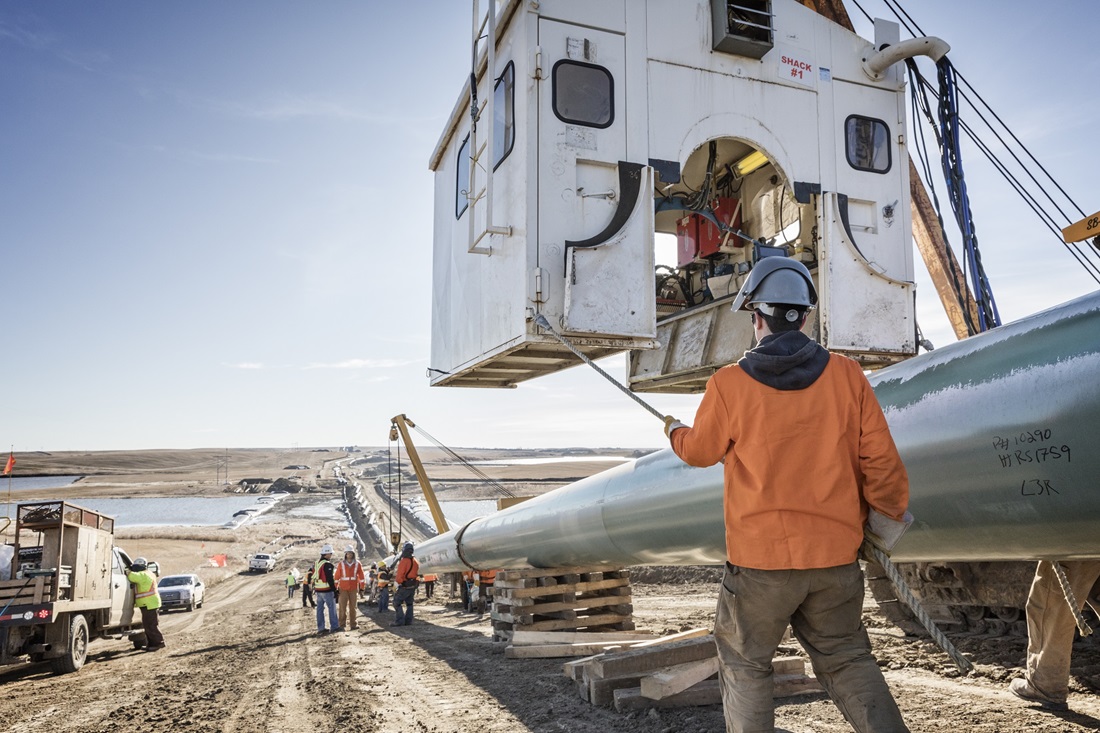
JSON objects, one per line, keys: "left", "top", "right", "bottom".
{"left": 733, "top": 149, "right": 769, "bottom": 177}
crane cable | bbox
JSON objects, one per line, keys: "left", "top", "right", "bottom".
{"left": 852, "top": 0, "right": 1100, "bottom": 289}
{"left": 409, "top": 423, "right": 516, "bottom": 499}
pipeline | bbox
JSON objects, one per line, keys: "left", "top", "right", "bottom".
{"left": 417, "top": 291, "right": 1100, "bottom": 573}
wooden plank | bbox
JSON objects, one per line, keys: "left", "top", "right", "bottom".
{"left": 516, "top": 594, "right": 634, "bottom": 616}
{"left": 521, "top": 612, "right": 633, "bottom": 633}
{"left": 614, "top": 674, "right": 823, "bottom": 712}
{"left": 505, "top": 642, "right": 627, "bottom": 659}
{"left": 590, "top": 672, "right": 649, "bottom": 707}
{"left": 628, "top": 628, "right": 712, "bottom": 649}
{"left": 590, "top": 636, "right": 717, "bottom": 679}
{"left": 772, "top": 656, "right": 805, "bottom": 676}
{"left": 495, "top": 577, "right": 629, "bottom": 599}
{"left": 640, "top": 656, "right": 720, "bottom": 700}
{"left": 562, "top": 653, "right": 606, "bottom": 680}
{"left": 516, "top": 630, "right": 654, "bottom": 647}
{"left": 614, "top": 681, "right": 721, "bottom": 711}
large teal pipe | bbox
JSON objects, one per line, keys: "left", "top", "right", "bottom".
{"left": 417, "top": 291, "right": 1100, "bottom": 572}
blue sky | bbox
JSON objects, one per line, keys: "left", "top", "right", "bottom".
{"left": 2, "top": 1, "right": 1097, "bottom": 452}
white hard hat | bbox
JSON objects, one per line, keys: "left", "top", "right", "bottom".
{"left": 321, "top": 544, "right": 334, "bottom": 555}
{"left": 132, "top": 557, "right": 148, "bottom": 568}
{"left": 344, "top": 545, "right": 355, "bottom": 554}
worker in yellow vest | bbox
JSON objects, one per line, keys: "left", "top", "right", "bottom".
{"left": 376, "top": 561, "right": 393, "bottom": 614}
{"left": 127, "top": 557, "right": 165, "bottom": 651}
{"left": 313, "top": 544, "right": 338, "bottom": 635}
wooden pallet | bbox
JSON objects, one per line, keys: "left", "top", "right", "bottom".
{"left": 561, "top": 632, "right": 823, "bottom": 709}
{"left": 491, "top": 568, "right": 634, "bottom": 642}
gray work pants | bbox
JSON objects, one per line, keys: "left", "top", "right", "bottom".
{"left": 1025, "top": 560, "right": 1100, "bottom": 702}
{"left": 714, "top": 562, "right": 908, "bottom": 733}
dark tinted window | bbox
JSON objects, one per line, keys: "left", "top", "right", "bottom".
{"left": 553, "top": 60, "right": 614, "bottom": 128}
{"left": 493, "top": 62, "right": 515, "bottom": 169}
{"left": 456, "top": 134, "right": 470, "bottom": 219}
{"left": 845, "top": 115, "right": 890, "bottom": 173}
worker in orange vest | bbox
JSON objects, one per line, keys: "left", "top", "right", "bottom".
{"left": 475, "top": 569, "right": 497, "bottom": 616}
{"left": 421, "top": 572, "right": 439, "bottom": 600}
{"left": 334, "top": 545, "right": 366, "bottom": 631}
{"left": 391, "top": 542, "right": 420, "bottom": 627}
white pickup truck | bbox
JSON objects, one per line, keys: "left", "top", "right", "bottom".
{"left": 248, "top": 553, "right": 276, "bottom": 573}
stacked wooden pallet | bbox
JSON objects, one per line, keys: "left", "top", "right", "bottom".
{"left": 561, "top": 631, "right": 823, "bottom": 712}
{"left": 491, "top": 567, "right": 634, "bottom": 643}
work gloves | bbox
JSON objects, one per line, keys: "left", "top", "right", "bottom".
{"left": 863, "top": 509, "right": 914, "bottom": 557}
{"left": 663, "top": 415, "right": 687, "bottom": 438}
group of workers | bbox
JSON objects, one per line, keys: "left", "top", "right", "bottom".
{"left": 286, "top": 541, "right": 449, "bottom": 634}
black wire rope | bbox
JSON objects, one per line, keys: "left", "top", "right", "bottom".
{"left": 891, "top": 0, "right": 1096, "bottom": 262}
{"left": 908, "top": 62, "right": 978, "bottom": 335}
{"left": 883, "top": 0, "right": 1086, "bottom": 219}
{"left": 909, "top": 69, "right": 1100, "bottom": 285}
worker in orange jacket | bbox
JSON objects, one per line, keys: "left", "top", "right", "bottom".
{"left": 665, "top": 257, "right": 910, "bottom": 733}
{"left": 475, "top": 569, "right": 497, "bottom": 616}
{"left": 421, "top": 573, "right": 438, "bottom": 600}
{"left": 391, "top": 542, "right": 419, "bottom": 627}
{"left": 334, "top": 545, "right": 366, "bottom": 631}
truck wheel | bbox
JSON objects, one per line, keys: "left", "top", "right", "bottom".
{"left": 50, "top": 614, "right": 89, "bottom": 675}
{"left": 187, "top": 602, "right": 195, "bottom": 612}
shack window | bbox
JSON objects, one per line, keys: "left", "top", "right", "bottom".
{"left": 845, "top": 115, "right": 890, "bottom": 173}
{"left": 456, "top": 134, "right": 470, "bottom": 219}
{"left": 552, "top": 60, "right": 614, "bottom": 129}
{"left": 493, "top": 62, "right": 515, "bottom": 169}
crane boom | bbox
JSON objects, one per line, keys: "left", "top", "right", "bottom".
{"left": 389, "top": 414, "right": 451, "bottom": 534}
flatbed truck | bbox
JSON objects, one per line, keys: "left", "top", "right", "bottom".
{"left": 0, "top": 500, "right": 143, "bottom": 674}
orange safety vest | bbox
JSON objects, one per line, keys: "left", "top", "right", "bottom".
{"left": 395, "top": 557, "right": 420, "bottom": 586}
{"left": 377, "top": 569, "right": 391, "bottom": 588}
{"left": 312, "top": 559, "right": 334, "bottom": 592}
{"left": 334, "top": 560, "right": 365, "bottom": 591}
{"left": 476, "top": 569, "right": 497, "bottom": 586}
{"left": 422, "top": 574, "right": 438, "bottom": 582}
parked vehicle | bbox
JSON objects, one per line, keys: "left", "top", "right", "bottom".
{"left": 248, "top": 553, "right": 276, "bottom": 573}
{"left": 0, "top": 501, "right": 150, "bottom": 674}
{"left": 157, "top": 574, "right": 205, "bottom": 612}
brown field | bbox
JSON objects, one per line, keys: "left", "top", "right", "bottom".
{"left": 1, "top": 448, "right": 1097, "bottom": 732}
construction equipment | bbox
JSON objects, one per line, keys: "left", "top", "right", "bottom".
{"left": 416, "top": 290, "right": 1100, "bottom": 629}
{"left": 424, "top": 0, "right": 1100, "bottom": 635}
{"left": 389, "top": 414, "right": 451, "bottom": 535}
{"left": 0, "top": 501, "right": 149, "bottom": 674}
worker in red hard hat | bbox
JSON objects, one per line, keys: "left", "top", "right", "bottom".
{"left": 665, "top": 257, "right": 911, "bottom": 732}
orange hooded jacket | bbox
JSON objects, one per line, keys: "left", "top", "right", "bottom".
{"left": 671, "top": 351, "right": 909, "bottom": 570}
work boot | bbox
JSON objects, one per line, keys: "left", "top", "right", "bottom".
{"left": 1010, "top": 678, "right": 1068, "bottom": 711}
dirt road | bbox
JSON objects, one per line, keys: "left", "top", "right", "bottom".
{"left": 2, "top": 495, "right": 1099, "bottom": 731}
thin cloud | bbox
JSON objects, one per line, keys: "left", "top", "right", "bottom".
{"left": 0, "top": 21, "right": 108, "bottom": 72}
{"left": 110, "top": 141, "right": 278, "bottom": 165}
{"left": 302, "top": 358, "right": 420, "bottom": 370}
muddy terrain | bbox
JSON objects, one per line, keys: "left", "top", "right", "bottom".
{"left": 2, "top": 454, "right": 1098, "bottom": 732}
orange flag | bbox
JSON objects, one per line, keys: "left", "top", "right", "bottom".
{"left": 2, "top": 452, "right": 13, "bottom": 475}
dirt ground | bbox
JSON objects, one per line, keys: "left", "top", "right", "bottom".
{"left": 2, "top": 455, "right": 1100, "bottom": 731}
